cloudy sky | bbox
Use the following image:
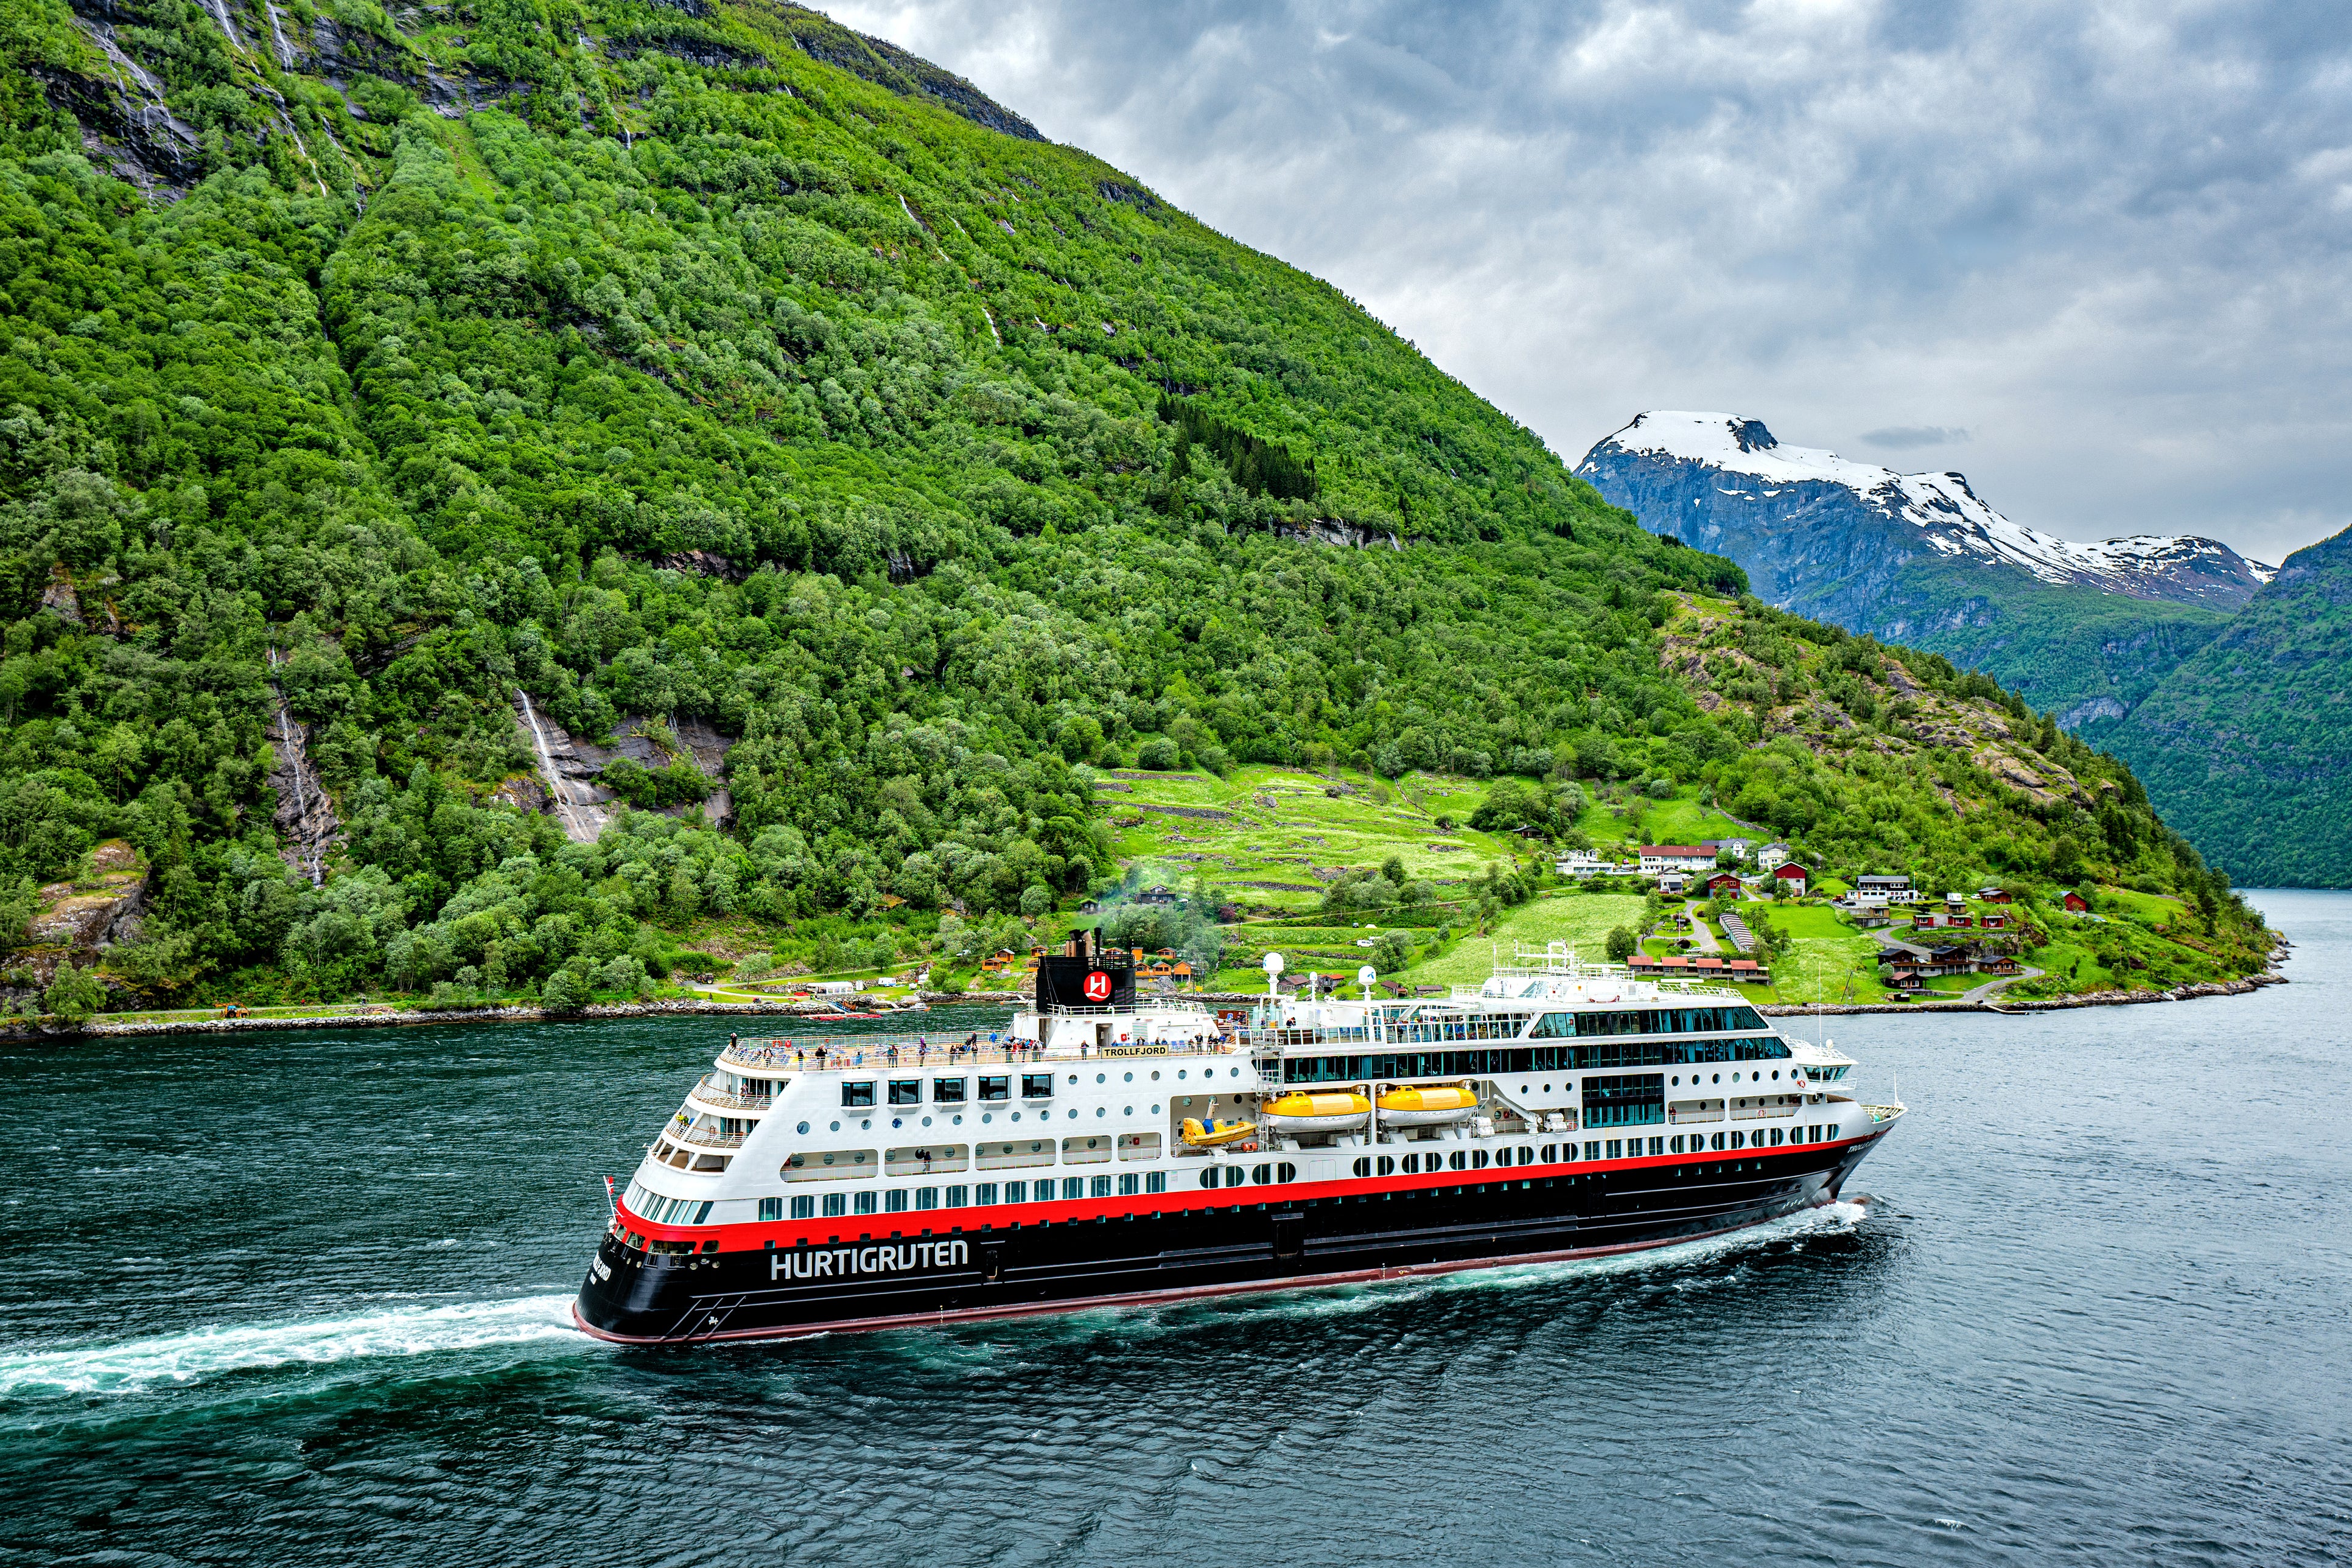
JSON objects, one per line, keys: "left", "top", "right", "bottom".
{"left": 827, "top": 0, "right": 2352, "bottom": 565}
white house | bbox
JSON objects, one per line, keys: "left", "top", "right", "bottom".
{"left": 1554, "top": 849, "right": 1614, "bottom": 878}
{"left": 1639, "top": 844, "right": 1718, "bottom": 877}
{"left": 1857, "top": 873, "right": 1922, "bottom": 905}
{"left": 1756, "top": 841, "right": 1794, "bottom": 870}
{"left": 1702, "top": 836, "right": 1755, "bottom": 860}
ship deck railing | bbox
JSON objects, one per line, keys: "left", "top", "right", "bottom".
{"left": 719, "top": 1036, "right": 1240, "bottom": 1072}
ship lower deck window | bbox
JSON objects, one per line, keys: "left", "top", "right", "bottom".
{"left": 945, "top": 1185, "right": 968, "bottom": 1208}
{"left": 1001, "top": 1180, "right": 1027, "bottom": 1203}
{"left": 1119, "top": 1173, "right": 1141, "bottom": 1196}
{"left": 790, "top": 1195, "right": 814, "bottom": 1219}
{"left": 1583, "top": 1141, "right": 1601, "bottom": 1161}
{"left": 1090, "top": 1175, "right": 1113, "bottom": 1199}
{"left": 822, "top": 1193, "right": 847, "bottom": 1217}
{"left": 885, "top": 1189, "right": 909, "bottom": 1213}
{"left": 1146, "top": 1172, "right": 1167, "bottom": 1194}
{"left": 1062, "top": 1177, "right": 1085, "bottom": 1200}
{"left": 915, "top": 1188, "right": 940, "bottom": 1210}
{"left": 976, "top": 1182, "right": 999, "bottom": 1205}
{"left": 854, "top": 1191, "right": 877, "bottom": 1215}
{"left": 759, "top": 1197, "right": 782, "bottom": 1222}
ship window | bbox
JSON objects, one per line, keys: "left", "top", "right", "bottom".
{"left": 822, "top": 1193, "right": 847, "bottom": 1217}
{"left": 1003, "top": 1180, "right": 1027, "bottom": 1203}
{"left": 979, "top": 1076, "right": 1010, "bottom": 1102}
{"left": 1606, "top": 1140, "right": 1622, "bottom": 1160}
{"left": 1730, "top": 1132, "right": 1746, "bottom": 1150}
{"left": 791, "top": 1195, "right": 814, "bottom": 1219}
{"left": 946, "top": 1186, "right": 968, "bottom": 1208}
{"left": 1449, "top": 1151, "right": 1468, "bottom": 1172}
{"left": 842, "top": 1081, "right": 876, "bottom": 1108}
{"left": 915, "top": 1188, "right": 940, "bottom": 1211}
{"left": 1022, "top": 1074, "right": 1055, "bottom": 1099}
{"left": 976, "top": 1182, "right": 999, "bottom": 1205}
{"left": 1470, "top": 1150, "right": 1490, "bottom": 1170}
{"left": 759, "top": 1197, "right": 782, "bottom": 1222}
{"left": 1583, "top": 1142, "right": 1601, "bottom": 1161}
{"left": 1253, "top": 1164, "right": 1273, "bottom": 1185}
{"left": 1119, "top": 1173, "right": 1140, "bottom": 1197}
{"left": 854, "top": 1191, "right": 877, "bottom": 1215}
{"left": 933, "top": 1077, "right": 968, "bottom": 1104}
{"left": 1540, "top": 1144, "right": 1555, "bottom": 1163}
{"left": 1090, "top": 1175, "right": 1113, "bottom": 1199}
{"left": 1146, "top": 1172, "right": 1167, "bottom": 1194}
{"left": 1710, "top": 1132, "right": 1727, "bottom": 1151}
{"left": 1376, "top": 1157, "right": 1395, "bottom": 1176}
{"left": 885, "top": 1189, "right": 909, "bottom": 1213}
{"left": 1199, "top": 1169, "right": 1219, "bottom": 1190}
{"left": 1063, "top": 1177, "right": 1085, "bottom": 1200}
{"left": 889, "top": 1079, "right": 922, "bottom": 1105}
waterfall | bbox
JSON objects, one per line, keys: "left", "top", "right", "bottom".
{"left": 514, "top": 688, "right": 606, "bottom": 842}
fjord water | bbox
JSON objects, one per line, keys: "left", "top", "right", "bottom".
{"left": 4, "top": 895, "right": 2349, "bottom": 1566}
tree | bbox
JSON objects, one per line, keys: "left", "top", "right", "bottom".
{"left": 1604, "top": 925, "right": 1637, "bottom": 962}
{"left": 1371, "top": 929, "right": 1415, "bottom": 973}
{"left": 541, "top": 969, "right": 589, "bottom": 1013}
{"left": 44, "top": 963, "right": 107, "bottom": 1023}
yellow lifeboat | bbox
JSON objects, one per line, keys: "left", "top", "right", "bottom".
{"left": 1376, "top": 1082, "right": 1479, "bottom": 1126}
{"left": 1180, "top": 1116, "right": 1258, "bottom": 1147}
{"left": 1261, "top": 1091, "right": 1372, "bottom": 1133}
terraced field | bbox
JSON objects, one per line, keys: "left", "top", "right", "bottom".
{"left": 1100, "top": 765, "right": 1534, "bottom": 909}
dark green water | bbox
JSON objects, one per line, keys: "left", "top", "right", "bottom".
{"left": 4, "top": 892, "right": 2350, "bottom": 1565}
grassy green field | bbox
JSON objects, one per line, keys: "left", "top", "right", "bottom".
{"left": 1102, "top": 765, "right": 1535, "bottom": 909}
{"left": 1404, "top": 894, "right": 1647, "bottom": 984}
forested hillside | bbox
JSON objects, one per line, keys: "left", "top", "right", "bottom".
{"left": 0, "top": 0, "right": 2267, "bottom": 1012}
{"left": 2096, "top": 525, "right": 2352, "bottom": 887}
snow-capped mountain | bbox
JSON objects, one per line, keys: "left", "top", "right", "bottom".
{"left": 1578, "top": 411, "right": 2272, "bottom": 608}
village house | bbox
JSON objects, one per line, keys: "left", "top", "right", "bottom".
{"left": 1706, "top": 870, "right": 1746, "bottom": 895}
{"left": 1755, "top": 841, "right": 1793, "bottom": 870}
{"left": 1771, "top": 862, "right": 1810, "bottom": 894}
{"left": 1978, "top": 886, "right": 2014, "bottom": 905}
{"left": 1639, "top": 845, "right": 1719, "bottom": 876}
{"left": 1553, "top": 849, "right": 1617, "bottom": 878}
{"left": 2062, "top": 889, "right": 2090, "bottom": 912}
{"left": 1857, "top": 873, "right": 1922, "bottom": 905}
{"left": 1628, "top": 953, "right": 1767, "bottom": 983}
{"left": 1701, "top": 836, "right": 1755, "bottom": 860}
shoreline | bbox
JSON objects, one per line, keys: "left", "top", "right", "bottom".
{"left": 0, "top": 971, "right": 2286, "bottom": 1041}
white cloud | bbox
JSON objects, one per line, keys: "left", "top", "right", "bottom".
{"left": 824, "top": 0, "right": 2352, "bottom": 565}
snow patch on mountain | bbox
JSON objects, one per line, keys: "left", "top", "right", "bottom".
{"left": 1583, "top": 411, "right": 2273, "bottom": 600}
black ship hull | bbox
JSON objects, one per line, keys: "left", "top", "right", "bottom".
{"left": 574, "top": 1130, "right": 1888, "bottom": 1345}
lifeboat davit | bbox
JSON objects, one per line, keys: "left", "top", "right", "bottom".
{"left": 1375, "top": 1082, "right": 1479, "bottom": 1126}
{"left": 1180, "top": 1116, "right": 1259, "bottom": 1147}
{"left": 1261, "top": 1091, "right": 1372, "bottom": 1133}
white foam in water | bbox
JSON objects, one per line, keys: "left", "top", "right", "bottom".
{"left": 0, "top": 1293, "right": 583, "bottom": 1399}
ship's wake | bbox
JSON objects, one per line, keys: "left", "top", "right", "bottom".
{"left": 0, "top": 1293, "right": 582, "bottom": 1401}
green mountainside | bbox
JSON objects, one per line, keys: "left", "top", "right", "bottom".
{"left": 2095, "top": 525, "right": 2352, "bottom": 887}
{"left": 0, "top": 0, "right": 2270, "bottom": 1017}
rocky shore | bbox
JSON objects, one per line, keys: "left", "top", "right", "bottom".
{"left": 0, "top": 972, "right": 2284, "bottom": 1041}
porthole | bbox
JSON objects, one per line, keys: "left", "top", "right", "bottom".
{"left": 1096, "top": 1107, "right": 1106, "bottom": 1118}
{"left": 829, "top": 1120, "right": 841, "bottom": 1132}
{"left": 1151, "top": 1103, "right": 1161, "bottom": 1114}
{"left": 1068, "top": 1074, "right": 1079, "bottom": 1084}
{"left": 1151, "top": 1071, "right": 1161, "bottom": 1081}
{"left": 797, "top": 1121, "right": 810, "bottom": 1135}
{"left": 1124, "top": 1072, "right": 1133, "bottom": 1082}
{"left": 1097, "top": 1073, "right": 1107, "bottom": 1083}
{"left": 1178, "top": 1070, "right": 1188, "bottom": 1080}
{"left": 1771, "top": 1069, "right": 1780, "bottom": 1080}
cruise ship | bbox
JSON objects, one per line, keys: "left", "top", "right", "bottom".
{"left": 573, "top": 937, "right": 1903, "bottom": 1343}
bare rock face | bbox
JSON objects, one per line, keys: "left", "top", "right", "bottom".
{"left": 22, "top": 839, "right": 149, "bottom": 985}
{"left": 510, "top": 693, "right": 737, "bottom": 842}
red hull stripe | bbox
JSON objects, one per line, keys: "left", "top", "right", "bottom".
{"left": 572, "top": 1198, "right": 1841, "bottom": 1346}
{"left": 612, "top": 1131, "right": 1877, "bottom": 1253}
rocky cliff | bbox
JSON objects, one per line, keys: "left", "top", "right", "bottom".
{"left": 1577, "top": 411, "right": 2269, "bottom": 726}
